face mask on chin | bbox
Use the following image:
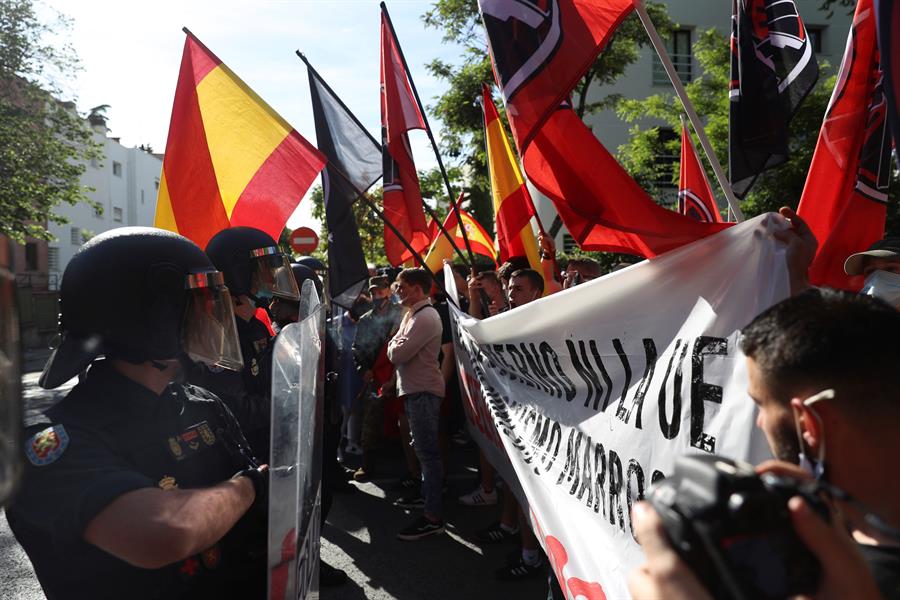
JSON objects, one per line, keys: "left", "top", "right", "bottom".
{"left": 860, "top": 269, "right": 900, "bottom": 308}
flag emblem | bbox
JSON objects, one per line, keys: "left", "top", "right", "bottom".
{"left": 25, "top": 425, "right": 69, "bottom": 466}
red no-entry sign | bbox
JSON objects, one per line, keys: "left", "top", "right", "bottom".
{"left": 289, "top": 227, "right": 319, "bottom": 255}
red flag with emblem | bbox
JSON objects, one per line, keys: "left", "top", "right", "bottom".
{"left": 679, "top": 124, "right": 723, "bottom": 223}
{"left": 797, "top": 0, "right": 892, "bottom": 291}
{"left": 380, "top": 9, "right": 431, "bottom": 266}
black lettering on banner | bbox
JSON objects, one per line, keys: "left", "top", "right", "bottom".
{"left": 481, "top": 345, "right": 505, "bottom": 375}
{"left": 540, "top": 342, "right": 577, "bottom": 402}
{"left": 521, "top": 343, "right": 557, "bottom": 397}
{"left": 492, "top": 344, "right": 514, "bottom": 379}
{"left": 556, "top": 429, "right": 578, "bottom": 486}
{"left": 626, "top": 459, "right": 646, "bottom": 540}
{"left": 589, "top": 340, "right": 614, "bottom": 411}
{"left": 616, "top": 338, "right": 657, "bottom": 428}
{"left": 612, "top": 339, "right": 632, "bottom": 414}
{"left": 577, "top": 435, "right": 594, "bottom": 507}
{"left": 506, "top": 344, "right": 541, "bottom": 391}
{"left": 543, "top": 421, "right": 562, "bottom": 473}
{"left": 608, "top": 451, "right": 625, "bottom": 530}
{"left": 691, "top": 336, "right": 727, "bottom": 453}
{"left": 593, "top": 443, "right": 607, "bottom": 516}
{"left": 567, "top": 339, "right": 604, "bottom": 411}
{"left": 657, "top": 339, "right": 689, "bottom": 439}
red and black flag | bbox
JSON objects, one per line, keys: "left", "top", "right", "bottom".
{"left": 797, "top": 0, "right": 892, "bottom": 291}
{"left": 679, "top": 124, "right": 723, "bottom": 223}
{"left": 729, "top": 0, "right": 819, "bottom": 198}
{"left": 479, "top": 0, "right": 730, "bottom": 258}
{"left": 875, "top": 0, "right": 900, "bottom": 169}
{"left": 380, "top": 8, "right": 431, "bottom": 266}
{"left": 304, "top": 55, "right": 381, "bottom": 309}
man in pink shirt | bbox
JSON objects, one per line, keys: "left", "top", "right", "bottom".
{"left": 388, "top": 268, "right": 446, "bottom": 540}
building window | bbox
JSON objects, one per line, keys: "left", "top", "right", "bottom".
{"left": 112, "top": 161, "right": 122, "bottom": 177}
{"left": 70, "top": 227, "right": 82, "bottom": 245}
{"left": 807, "top": 26, "right": 825, "bottom": 54}
{"left": 651, "top": 127, "right": 680, "bottom": 191}
{"left": 24, "top": 243, "right": 38, "bottom": 271}
{"left": 653, "top": 29, "right": 692, "bottom": 85}
{"left": 562, "top": 234, "right": 577, "bottom": 253}
{"left": 48, "top": 247, "right": 59, "bottom": 272}
{"left": 113, "top": 207, "right": 123, "bottom": 222}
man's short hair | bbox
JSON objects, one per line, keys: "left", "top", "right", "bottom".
{"left": 397, "top": 267, "right": 433, "bottom": 294}
{"left": 474, "top": 270, "right": 501, "bottom": 289}
{"left": 740, "top": 289, "right": 900, "bottom": 418}
{"left": 567, "top": 258, "right": 601, "bottom": 278}
{"left": 510, "top": 269, "right": 544, "bottom": 294}
{"left": 498, "top": 257, "right": 531, "bottom": 281}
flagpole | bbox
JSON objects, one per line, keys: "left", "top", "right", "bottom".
{"left": 633, "top": 1, "right": 745, "bottom": 222}
{"left": 380, "top": 2, "right": 478, "bottom": 268}
{"left": 299, "top": 51, "right": 471, "bottom": 271}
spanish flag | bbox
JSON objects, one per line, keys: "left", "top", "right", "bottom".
{"left": 482, "top": 85, "right": 541, "bottom": 275}
{"left": 424, "top": 195, "right": 497, "bottom": 272}
{"left": 155, "top": 31, "right": 325, "bottom": 248}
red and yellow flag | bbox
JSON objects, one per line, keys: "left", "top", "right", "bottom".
{"left": 424, "top": 197, "right": 497, "bottom": 272}
{"left": 482, "top": 85, "right": 541, "bottom": 276}
{"left": 155, "top": 32, "right": 325, "bottom": 248}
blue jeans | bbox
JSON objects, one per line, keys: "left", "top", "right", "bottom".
{"left": 404, "top": 392, "right": 443, "bottom": 518}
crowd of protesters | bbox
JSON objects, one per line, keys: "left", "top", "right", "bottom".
{"left": 6, "top": 207, "right": 900, "bottom": 599}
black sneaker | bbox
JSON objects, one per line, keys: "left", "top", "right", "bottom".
{"left": 475, "top": 521, "right": 519, "bottom": 544}
{"left": 397, "top": 516, "right": 444, "bottom": 541}
{"left": 394, "top": 492, "right": 425, "bottom": 509}
{"left": 495, "top": 556, "right": 544, "bottom": 581}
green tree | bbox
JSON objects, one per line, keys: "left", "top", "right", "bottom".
{"left": 0, "top": 0, "right": 101, "bottom": 243}
{"left": 308, "top": 184, "right": 390, "bottom": 266}
{"left": 422, "top": 1, "right": 673, "bottom": 234}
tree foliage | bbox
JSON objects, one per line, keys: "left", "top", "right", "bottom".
{"left": 0, "top": 0, "right": 100, "bottom": 243}
{"left": 422, "top": 0, "right": 672, "bottom": 235}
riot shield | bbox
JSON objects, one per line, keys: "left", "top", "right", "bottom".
{"left": 268, "top": 283, "right": 325, "bottom": 600}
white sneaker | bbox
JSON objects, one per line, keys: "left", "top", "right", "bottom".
{"left": 458, "top": 485, "right": 498, "bottom": 506}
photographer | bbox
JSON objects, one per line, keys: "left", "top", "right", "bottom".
{"left": 630, "top": 290, "right": 900, "bottom": 599}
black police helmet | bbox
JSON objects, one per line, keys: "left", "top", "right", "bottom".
{"left": 205, "top": 226, "right": 280, "bottom": 297}
{"left": 40, "top": 227, "right": 214, "bottom": 389}
{"left": 290, "top": 263, "right": 324, "bottom": 298}
{"left": 295, "top": 255, "right": 326, "bottom": 273}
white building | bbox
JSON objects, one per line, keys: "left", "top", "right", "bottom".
{"left": 47, "top": 123, "right": 162, "bottom": 285}
{"left": 532, "top": 0, "right": 853, "bottom": 252}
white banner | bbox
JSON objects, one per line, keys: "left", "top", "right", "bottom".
{"left": 447, "top": 214, "right": 791, "bottom": 599}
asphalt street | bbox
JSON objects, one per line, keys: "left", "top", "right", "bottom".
{"left": 1, "top": 359, "right": 547, "bottom": 599}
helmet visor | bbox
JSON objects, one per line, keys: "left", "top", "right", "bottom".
{"left": 250, "top": 247, "right": 300, "bottom": 301}
{"left": 182, "top": 272, "right": 244, "bottom": 371}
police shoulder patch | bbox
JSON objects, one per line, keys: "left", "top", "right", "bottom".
{"left": 25, "top": 425, "right": 69, "bottom": 466}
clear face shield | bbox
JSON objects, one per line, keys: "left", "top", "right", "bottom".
{"left": 182, "top": 271, "right": 244, "bottom": 372}
{"left": 249, "top": 247, "right": 300, "bottom": 301}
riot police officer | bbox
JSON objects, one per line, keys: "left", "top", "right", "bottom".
{"left": 6, "top": 227, "right": 268, "bottom": 599}
{"left": 193, "top": 226, "right": 300, "bottom": 460}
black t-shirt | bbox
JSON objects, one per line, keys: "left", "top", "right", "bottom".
{"left": 859, "top": 543, "right": 900, "bottom": 599}
{"left": 7, "top": 361, "right": 265, "bottom": 600}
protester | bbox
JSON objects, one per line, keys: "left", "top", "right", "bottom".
{"left": 844, "top": 237, "right": 900, "bottom": 308}
{"left": 629, "top": 289, "right": 900, "bottom": 599}
{"left": 562, "top": 257, "right": 601, "bottom": 288}
{"left": 497, "top": 256, "right": 531, "bottom": 289}
{"left": 388, "top": 268, "right": 447, "bottom": 540}
{"left": 467, "top": 270, "right": 507, "bottom": 318}
{"left": 507, "top": 268, "right": 544, "bottom": 309}
{"left": 351, "top": 276, "right": 403, "bottom": 482}
{"left": 8, "top": 228, "right": 268, "bottom": 598}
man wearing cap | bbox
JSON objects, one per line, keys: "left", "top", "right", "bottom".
{"left": 844, "top": 237, "right": 900, "bottom": 308}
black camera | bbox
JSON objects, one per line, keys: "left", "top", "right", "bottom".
{"left": 646, "top": 454, "right": 827, "bottom": 600}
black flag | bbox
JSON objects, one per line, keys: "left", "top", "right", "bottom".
{"left": 729, "top": 0, "right": 818, "bottom": 198}
{"left": 305, "top": 56, "right": 382, "bottom": 309}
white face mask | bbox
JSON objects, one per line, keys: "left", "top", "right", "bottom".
{"left": 860, "top": 269, "right": 900, "bottom": 308}
{"left": 793, "top": 388, "right": 833, "bottom": 481}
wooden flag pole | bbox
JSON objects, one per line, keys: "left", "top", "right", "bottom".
{"left": 633, "top": 1, "right": 744, "bottom": 222}
{"left": 380, "top": 2, "right": 479, "bottom": 268}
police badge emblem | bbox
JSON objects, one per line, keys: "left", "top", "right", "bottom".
{"left": 250, "top": 357, "right": 259, "bottom": 376}
{"left": 25, "top": 425, "right": 69, "bottom": 466}
{"left": 198, "top": 422, "right": 216, "bottom": 446}
{"left": 158, "top": 475, "right": 178, "bottom": 490}
{"left": 168, "top": 437, "right": 183, "bottom": 459}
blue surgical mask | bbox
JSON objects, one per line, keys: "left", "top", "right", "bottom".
{"left": 860, "top": 270, "right": 900, "bottom": 308}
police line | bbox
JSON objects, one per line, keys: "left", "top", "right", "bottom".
{"left": 445, "top": 214, "right": 792, "bottom": 599}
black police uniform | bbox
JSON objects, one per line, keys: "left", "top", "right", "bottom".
{"left": 7, "top": 361, "right": 266, "bottom": 600}
{"left": 189, "top": 314, "right": 273, "bottom": 461}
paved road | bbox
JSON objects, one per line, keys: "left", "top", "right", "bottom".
{"left": 1, "top": 364, "right": 547, "bottom": 599}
